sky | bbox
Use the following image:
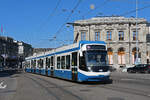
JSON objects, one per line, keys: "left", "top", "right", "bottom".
{"left": 0, "top": 0, "right": 150, "bottom": 48}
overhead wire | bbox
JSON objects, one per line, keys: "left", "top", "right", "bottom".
{"left": 50, "top": 0, "right": 150, "bottom": 47}
{"left": 33, "top": 0, "right": 62, "bottom": 48}
{"left": 120, "top": 4, "right": 150, "bottom": 16}
{"left": 38, "top": 0, "right": 62, "bottom": 31}
{"left": 51, "top": 0, "right": 82, "bottom": 41}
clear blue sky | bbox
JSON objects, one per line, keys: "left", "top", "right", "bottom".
{"left": 0, "top": 0, "right": 150, "bottom": 48}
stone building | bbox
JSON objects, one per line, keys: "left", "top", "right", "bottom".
{"left": 0, "top": 36, "right": 18, "bottom": 57}
{"left": 17, "top": 41, "right": 33, "bottom": 58}
{"left": 72, "top": 16, "right": 150, "bottom": 69}
{"left": 0, "top": 36, "right": 33, "bottom": 67}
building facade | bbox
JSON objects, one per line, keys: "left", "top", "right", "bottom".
{"left": 72, "top": 16, "right": 150, "bottom": 69}
{"left": 0, "top": 36, "right": 33, "bottom": 68}
{"left": 0, "top": 36, "right": 18, "bottom": 57}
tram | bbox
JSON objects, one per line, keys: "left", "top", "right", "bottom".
{"left": 23, "top": 41, "right": 110, "bottom": 82}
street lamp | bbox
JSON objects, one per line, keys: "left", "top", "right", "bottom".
{"left": 135, "top": 0, "right": 139, "bottom": 64}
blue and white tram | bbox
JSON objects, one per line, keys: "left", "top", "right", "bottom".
{"left": 23, "top": 41, "right": 110, "bottom": 82}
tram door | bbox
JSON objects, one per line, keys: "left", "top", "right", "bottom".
{"left": 71, "top": 52, "right": 78, "bottom": 81}
{"left": 50, "top": 56, "right": 54, "bottom": 77}
{"left": 45, "top": 67, "right": 48, "bottom": 76}
{"left": 45, "top": 58, "right": 49, "bottom": 76}
{"left": 34, "top": 60, "right": 36, "bottom": 73}
{"left": 51, "top": 67, "right": 54, "bottom": 76}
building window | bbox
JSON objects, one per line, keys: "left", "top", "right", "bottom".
{"left": 95, "top": 32, "right": 100, "bottom": 41}
{"left": 118, "top": 47, "right": 125, "bottom": 65}
{"left": 107, "top": 48, "right": 113, "bottom": 64}
{"left": 107, "top": 31, "right": 112, "bottom": 40}
{"left": 81, "top": 32, "right": 86, "bottom": 40}
{"left": 133, "top": 31, "right": 138, "bottom": 41}
{"left": 118, "top": 31, "right": 124, "bottom": 40}
{"left": 132, "top": 47, "right": 141, "bottom": 64}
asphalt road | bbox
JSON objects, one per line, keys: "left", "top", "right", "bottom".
{"left": 0, "top": 71, "right": 150, "bottom": 100}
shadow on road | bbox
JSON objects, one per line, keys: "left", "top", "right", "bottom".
{"left": 0, "top": 70, "right": 21, "bottom": 77}
{"left": 77, "top": 79, "right": 113, "bottom": 85}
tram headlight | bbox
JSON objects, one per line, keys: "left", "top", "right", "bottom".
{"left": 87, "top": 67, "right": 92, "bottom": 72}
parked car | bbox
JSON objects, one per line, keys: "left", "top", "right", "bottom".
{"left": 0, "top": 66, "right": 4, "bottom": 71}
{"left": 145, "top": 64, "right": 150, "bottom": 73}
{"left": 127, "top": 64, "right": 150, "bottom": 73}
{"left": 122, "top": 64, "right": 134, "bottom": 72}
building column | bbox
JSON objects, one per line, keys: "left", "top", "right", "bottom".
{"left": 113, "top": 52, "right": 119, "bottom": 69}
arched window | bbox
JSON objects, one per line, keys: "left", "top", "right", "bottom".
{"left": 107, "top": 48, "right": 113, "bottom": 64}
{"left": 132, "top": 47, "right": 141, "bottom": 64}
{"left": 118, "top": 47, "right": 125, "bottom": 65}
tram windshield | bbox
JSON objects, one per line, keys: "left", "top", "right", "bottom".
{"left": 79, "top": 50, "right": 109, "bottom": 72}
{"left": 86, "top": 51, "right": 107, "bottom": 66}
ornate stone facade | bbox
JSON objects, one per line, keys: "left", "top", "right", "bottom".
{"left": 73, "top": 16, "right": 150, "bottom": 69}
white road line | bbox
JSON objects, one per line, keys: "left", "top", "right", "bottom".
{"left": 121, "top": 78, "right": 135, "bottom": 81}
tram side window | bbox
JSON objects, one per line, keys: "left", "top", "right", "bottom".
{"left": 39, "top": 59, "right": 43, "bottom": 68}
{"left": 57, "top": 57, "right": 61, "bottom": 69}
{"left": 72, "top": 52, "right": 77, "bottom": 66}
{"left": 61, "top": 56, "right": 65, "bottom": 69}
{"left": 51, "top": 56, "right": 54, "bottom": 66}
{"left": 46, "top": 57, "right": 50, "bottom": 68}
{"left": 39, "top": 59, "right": 41, "bottom": 68}
{"left": 66, "top": 55, "right": 70, "bottom": 69}
{"left": 31, "top": 60, "right": 34, "bottom": 68}
{"left": 34, "top": 60, "right": 36, "bottom": 68}
{"left": 37, "top": 60, "right": 40, "bottom": 68}
{"left": 31, "top": 60, "right": 36, "bottom": 68}
{"left": 79, "top": 52, "right": 87, "bottom": 71}
{"left": 27, "top": 61, "right": 30, "bottom": 68}
{"left": 41, "top": 59, "right": 44, "bottom": 68}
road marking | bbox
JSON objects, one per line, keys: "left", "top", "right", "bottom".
{"left": 121, "top": 78, "right": 135, "bottom": 81}
{"left": 0, "top": 81, "right": 7, "bottom": 89}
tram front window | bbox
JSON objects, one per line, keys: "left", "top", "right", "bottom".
{"left": 79, "top": 50, "right": 109, "bottom": 72}
{"left": 86, "top": 51, "right": 107, "bottom": 66}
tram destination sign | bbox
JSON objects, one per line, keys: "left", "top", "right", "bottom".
{"left": 86, "top": 45, "right": 106, "bottom": 50}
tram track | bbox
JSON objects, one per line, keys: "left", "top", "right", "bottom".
{"left": 23, "top": 73, "right": 150, "bottom": 99}
{"left": 100, "top": 85, "right": 150, "bottom": 98}
{"left": 112, "top": 78, "right": 150, "bottom": 87}
{"left": 23, "top": 73, "right": 83, "bottom": 100}
{"left": 87, "top": 80, "right": 150, "bottom": 98}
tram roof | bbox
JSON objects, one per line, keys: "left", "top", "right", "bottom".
{"left": 25, "top": 41, "right": 106, "bottom": 60}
